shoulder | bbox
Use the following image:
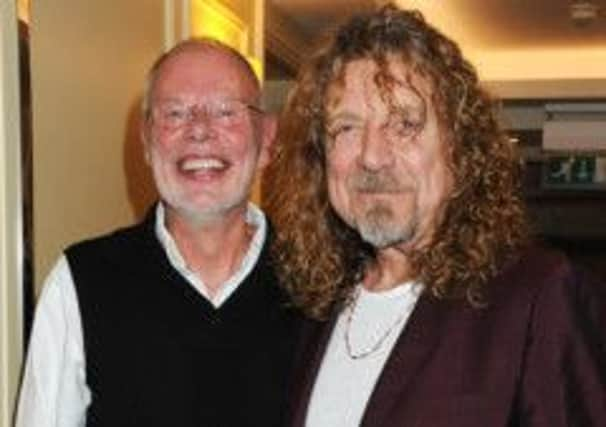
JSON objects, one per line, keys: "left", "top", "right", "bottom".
{"left": 35, "top": 255, "right": 77, "bottom": 312}
{"left": 62, "top": 217, "right": 158, "bottom": 291}
{"left": 61, "top": 215, "right": 162, "bottom": 305}
{"left": 489, "top": 244, "right": 605, "bottom": 333}
{"left": 64, "top": 219, "right": 150, "bottom": 264}
{"left": 501, "top": 245, "right": 570, "bottom": 281}
{"left": 491, "top": 245, "right": 577, "bottom": 299}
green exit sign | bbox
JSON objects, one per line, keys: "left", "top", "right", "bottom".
{"left": 542, "top": 155, "right": 606, "bottom": 190}
{"left": 545, "top": 156, "right": 595, "bottom": 184}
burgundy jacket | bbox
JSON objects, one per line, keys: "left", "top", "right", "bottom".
{"left": 288, "top": 248, "right": 606, "bottom": 426}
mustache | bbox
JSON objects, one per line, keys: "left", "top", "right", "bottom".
{"left": 348, "top": 171, "right": 410, "bottom": 193}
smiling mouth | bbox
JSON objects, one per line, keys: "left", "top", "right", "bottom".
{"left": 178, "top": 157, "right": 229, "bottom": 173}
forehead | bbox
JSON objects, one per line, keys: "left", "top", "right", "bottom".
{"left": 153, "top": 47, "right": 258, "bottom": 100}
{"left": 326, "top": 57, "right": 433, "bottom": 112}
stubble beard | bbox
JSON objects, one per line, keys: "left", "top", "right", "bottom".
{"left": 149, "top": 146, "right": 252, "bottom": 225}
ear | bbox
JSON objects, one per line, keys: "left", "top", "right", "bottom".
{"left": 257, "top": 112, "right": 277, "bottom": 169}
{"left": 140, "top": 118, "right": 152, "bottom": 165}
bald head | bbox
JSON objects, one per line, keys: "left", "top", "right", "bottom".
{"left": 142, "top": 38, "right": 260, "bottom": 121}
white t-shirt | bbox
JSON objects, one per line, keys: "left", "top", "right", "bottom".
{"left": 305, "top": 282, "right": 422, "bottom": 427}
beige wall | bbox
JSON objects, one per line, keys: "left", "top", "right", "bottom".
{"left": 30, "top": 1, "right": 165, "bottom": 290}
{"left": 1, "top": 1, "right": 24, "bottom": 424}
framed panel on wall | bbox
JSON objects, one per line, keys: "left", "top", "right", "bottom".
{"left": 165, "top": 0, "right": 264, "bottom": 80}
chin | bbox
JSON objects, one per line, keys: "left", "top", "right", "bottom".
{"left": 360, "top": 226, "right": 415, "bottom": 249}
{"left": 190, "top": 197, "right": 249, "bottom": 221}
{"left": 356, "top": 209, "right": 418, "bottom": 249}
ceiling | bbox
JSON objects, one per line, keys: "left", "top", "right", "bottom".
{"left": 266, "top": 0, "right": 606, "bottom": 98}
{"left": 270, "top": 0, "right": 606, "bottom": 49}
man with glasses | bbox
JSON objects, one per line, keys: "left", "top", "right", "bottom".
{"left": 16, "top": 38, "right": 299, "bottom": 427}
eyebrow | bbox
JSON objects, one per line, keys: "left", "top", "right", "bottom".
{"left": 326, "top": 111, "right": 364, "bottom": 126}
{"left": 153, "top": 97, "right": 190, "bottom": 107}
{"left": 389, "top": 104, "right": 426, "bottom": 120}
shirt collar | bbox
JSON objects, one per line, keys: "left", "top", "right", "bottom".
{"left": 154, "top": 202, "right": 267, "bottom": 306}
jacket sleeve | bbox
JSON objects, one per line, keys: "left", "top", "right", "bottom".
{"left": 517, "top": 261, "right": 606, "bottom": 426}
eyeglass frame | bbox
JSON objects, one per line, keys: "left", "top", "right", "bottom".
{"left": 150, "top": 98, "right": 264, "bottom": 130}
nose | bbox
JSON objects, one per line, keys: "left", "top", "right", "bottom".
{"left": 358, "top": 124, "right": 393, "bottom": 171}
{"left": 184, "top": 109, "right": 215, "bottom": 142}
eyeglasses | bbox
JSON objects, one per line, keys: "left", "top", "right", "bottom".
{"left": 152, "top": 99, "right": 263, "bottom": 129}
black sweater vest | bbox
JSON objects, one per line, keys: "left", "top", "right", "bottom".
{"left": 65, "top": 214, "right": 299, "bottom": 427}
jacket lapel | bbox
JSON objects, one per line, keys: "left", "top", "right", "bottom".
{"left": 361, "top": 293, "right": 450, "bottom": 427}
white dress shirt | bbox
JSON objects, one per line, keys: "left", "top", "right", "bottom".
{"left": 305, "top": 282, "right": 422, "bottom": 427}
{"left": 15, "top": 203, "right": 267, "bottom": 427}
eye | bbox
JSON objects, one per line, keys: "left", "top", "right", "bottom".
{"left": 213, "top": 102, "right": 238, "bottom": 120}
{"left": 395, "top": 120, "right": 420, "bottom": 135}
{"left": 386, "top": 115, "right": 423, "bottom": 139}
{"left": 162, "top": 106, "right": 187, "bottom": 122}
{"left": 327, "top": 123, "right": 359, "bottom": 140}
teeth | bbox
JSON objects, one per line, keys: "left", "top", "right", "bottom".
{"left": 181, "top": 158, "right": 226, "bottom": 171}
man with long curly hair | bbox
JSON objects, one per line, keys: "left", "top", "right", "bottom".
{"left": 265, "top": 4, "right": 606, "bottom": 426}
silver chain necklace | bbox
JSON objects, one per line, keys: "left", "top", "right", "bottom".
{"left": 344, "top": 286, "right": 413, "bottom": 360}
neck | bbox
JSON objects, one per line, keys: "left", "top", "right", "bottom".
{"left": 362, "top": 247, "right": 414, "bottom": 292}
{"left": 166, "top": 206, "right": 255, "bottom": 296}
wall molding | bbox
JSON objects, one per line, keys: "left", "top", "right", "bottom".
{"left": 0, "top": 1, "right": 25, "bottom": 425}
{"left": 265, "top": 1, "right": 309, "bottom": 73}
{"left": 485, "top": 78, "right": 606, "bottom": 100}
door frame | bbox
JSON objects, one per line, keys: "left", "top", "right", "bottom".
{"left": 0, "top": 1, "right": 25, "bottom": 425}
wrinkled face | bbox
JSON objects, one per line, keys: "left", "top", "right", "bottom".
{"left": 143, "top": 47, "right": 273, "bottom": 224}
{"left": 324, "top": 58, "right": 453, "bottom": 250}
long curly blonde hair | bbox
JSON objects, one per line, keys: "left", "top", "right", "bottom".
{"left": 264, "top": 4, "right": 530, "bottom": 319}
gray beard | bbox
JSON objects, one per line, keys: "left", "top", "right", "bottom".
{"left": 343, "top": 169, "right": 418, "bottom": 248}
{"left": 355, "top": 204, "right": 417, "bottom": 249}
